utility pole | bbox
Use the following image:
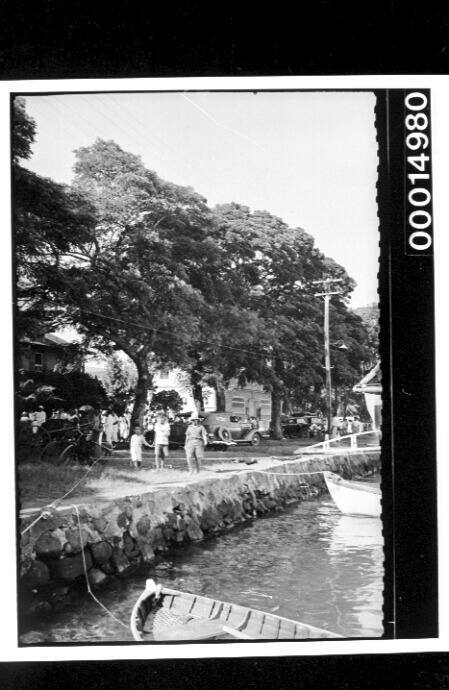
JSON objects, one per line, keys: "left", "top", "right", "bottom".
{"left": 313, "top": 278, "right": 344, "bottom": 439}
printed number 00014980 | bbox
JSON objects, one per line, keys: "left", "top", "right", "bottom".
{"left": 405, "top": 92, "right": 432, "bottom": 253}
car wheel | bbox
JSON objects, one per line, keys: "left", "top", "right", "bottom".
{"left": 250, "top": 433, "right": 261, "bottom": 446}
{"left": 56, "top": 444, "right": 78, "bottom": 466}
{"left": 39, "top": 439, "right": 61, "bottom": 463}
{"left": 217, "top": 426, "right": 232, "bottom": 441}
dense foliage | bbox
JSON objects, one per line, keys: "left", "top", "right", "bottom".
{"left": 13, "top": 99, "right": 375, "bottom": 433}
{"left": 150, "top": 390, "right": 184, "bottom": 414}
{"left": 17, "top": 370, "right": 108, "bottom": 413}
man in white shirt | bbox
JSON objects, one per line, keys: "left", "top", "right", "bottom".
{"left": 31, "top": 405, "right": 46, "bottom": 434}
{"left": 35, "top": 405, "right": 46, "bottom": 426}
{"left": 153, "top": 413, "right": 171, "bottom": 470}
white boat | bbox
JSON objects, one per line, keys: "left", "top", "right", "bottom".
{"left": 130, "top": 579, "right": 340, "bottom": 641}
{"left": 323, "top": 471, "right": 381, "bottom": 518}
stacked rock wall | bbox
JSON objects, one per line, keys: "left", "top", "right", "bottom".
{"left": 19, "top": 450, "right": 380, "bottom": 615}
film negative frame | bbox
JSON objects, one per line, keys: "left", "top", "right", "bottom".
{"left": 377, "top": 89, "right": 437, "bottom": 639}
{"left": 6, "top": 84, "right": 439, "bottom": 648}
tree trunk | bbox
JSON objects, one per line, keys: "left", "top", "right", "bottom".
{"left": 271, "top": 388, "right": 283, "bottom": 440}
{"left": 215, "top": 384, "right": 226, "bottom": 412}
{"left": 209, "top": 376, "right": 226, "bottom": 412}
{"left": 191, "top": 369, "right": 204, "bottom": 411}
{"left": 131, "top": 357, "right": 151, "bottom": 428}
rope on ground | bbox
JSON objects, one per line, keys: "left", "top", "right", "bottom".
{"left": 72, "top": 504, "right": 128, "bottom": 630}
{"left": 20, "top": 447, "right": 111, "bottom": 536}
{"left": 245, "top": 469, "right": 325, "bottom": 477}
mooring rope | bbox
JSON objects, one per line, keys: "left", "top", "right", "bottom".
{"left": 20, "top": 447, "right": 111, "bottom": 536}
{"left": 72, "top": 504, "right": 128, "bottom": 630}
{"left": 20, "top": 510, "right": 53, "bottom": 536}
{"left": 243, "top": 469, "right": 326, "bottom": 478}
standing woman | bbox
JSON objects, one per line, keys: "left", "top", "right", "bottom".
{"left": 184, "top": 412, "right": 208, "bottom": 474}
{"left": 118, "top": 413, "right": 129, "bottom": 441}
{"left": 104, "top": 408, "right": 118, "bottom": 447}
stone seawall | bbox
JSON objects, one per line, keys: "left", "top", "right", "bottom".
{"left": 19, "top": 450, "right": 380, "bottom": 616}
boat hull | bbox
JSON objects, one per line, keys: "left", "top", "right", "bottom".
{"left": 324, "top": 471, "right": 381, "bottom": 518}
{"left": 130, "top": 579, "right": 340, "bottom": 641}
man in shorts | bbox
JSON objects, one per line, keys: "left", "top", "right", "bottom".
{"left": 153, "top": 413, "right": 171, "bottom": 470}
{"left": 184, "top": 412, "right": 208, "bottom": 473}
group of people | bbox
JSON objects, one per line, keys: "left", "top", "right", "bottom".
{"left": 129, "top": 411, "right": 207, "bottom": 474}
{"left": 19, "top": 402, "right": 208, "bottom": 473}
{"left": 101, "top": 409, "right": 131, "bottom": 445}
{"left": 19, "top": 405, "right": 47, "bottom": 434}
{"left": 329, "top": 415, "right": 364, "bottom": 438}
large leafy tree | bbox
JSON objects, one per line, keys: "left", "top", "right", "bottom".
{"left": 12, "top": 98, "right": 96, "bottom": 340}
{"left": 209, "top": 203, "right": 373, "bottom": 437}
{"left": 48, "top": 139, "right": 225, "bottom": 425}
{"left": 13, "top": 99, "right": 373, "bottom": 436}
{"left": 12, "top": 97, "right": 36, "bottom": 163}
{"left": 353, "top": 303, "right": 380, "bottom": 363}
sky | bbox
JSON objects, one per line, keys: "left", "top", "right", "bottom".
{"left": 23, "top": 90, "right": 379, "bottom": 307}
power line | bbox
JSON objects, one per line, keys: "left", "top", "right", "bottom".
{"left": 181, "top": 93, "right": 268, "bottom": 153}
{"left": 77, "top": 306, "right": 317, "bottom": 364}
{"left": 33, "top": 99, "right": 99, "bottom": 150}
{"left": 104, "top": 94, "right": 199, "bottom": 179}
{"left": 45, "top": 97, "right": 104, "bottom": 142}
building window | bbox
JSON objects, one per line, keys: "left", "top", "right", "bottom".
{"left": 34, "top": 352, "right": 43, "bottom": 371}
{"left": 256, "top": 401, "right": 271, "bottom": 418}
{"left": 231, "top": 397, "right": 245, "bottom": 411}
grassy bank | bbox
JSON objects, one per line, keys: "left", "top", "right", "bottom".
{"left": 18, "top": 439, "right": 315, "bottom": 510}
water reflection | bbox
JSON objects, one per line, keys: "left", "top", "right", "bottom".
{"left": 329, "top": 514, "right": 383, "bottom": 551}
{"left": 21, "top": 497, "right": 384, "bottom": 643}
{"left": 326, "top": 507, "right": 383, "bottom": 636}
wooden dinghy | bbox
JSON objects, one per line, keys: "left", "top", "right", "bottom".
{"left": 323, "top": 471, "right": 381, "bottom": 518}
{"left": 130, "top": 579, "right": 340, "bottom": 641}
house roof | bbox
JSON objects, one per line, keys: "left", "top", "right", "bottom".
{"left": 44, "top": 333, "right": 71, "bottom": 346}
{"left": 353, "top": 361, "right": 382, "bottom": 394}
{"left": 21, "top": 333, "right": 71, "bottom": 348}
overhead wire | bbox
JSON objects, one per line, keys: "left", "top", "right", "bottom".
{"left": 180, "top": 93, "right": 268, "bottom": 154}
{"left": 76, "top": 305, "right": 319, "bottom": 364}
{"left": 41, "top": 97, "right": 104, "bottom": 144}
{"left": 49, "top": 93, "right": 201, "bottom": 193}
{"left": 104, "top": 93, "right": 199, "bottom": 179}
{"left": 31, "top": 96, "right": 341, "bottom": 369}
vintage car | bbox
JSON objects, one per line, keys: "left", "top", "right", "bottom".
{"left": 144, "top": 413, "right": 237, "bottom": 450}
{"left": 280, "top": 413, "right": 324, "bottom": 438}
{"left": 201, "top": 411, "right": 265, "bottom": 446}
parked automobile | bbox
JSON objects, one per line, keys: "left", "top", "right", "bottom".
{"left": 201, "top": 411, "right": 266, "bottom": 446}
{"left": 281, "top": 413, "right": 324, "bottom": 438}
{"left": 144, "top": 412, "right": 238, "bottom": 450}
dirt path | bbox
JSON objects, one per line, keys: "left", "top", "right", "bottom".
{"left": 19, "top": 439, "right": 313, "bottom": 513}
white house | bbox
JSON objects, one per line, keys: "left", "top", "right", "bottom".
{"left": 352, "top": 361, "right": 382, "bottom": 429}
{"left": 152, "top": 368, "right": 216, "bottom": 413}
{"left": 153, "top": 369, "right": 272, "bottom": 430}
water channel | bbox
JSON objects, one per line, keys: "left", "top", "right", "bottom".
{"left": 22, "top": 495, "right": 384, "bottom": 643}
